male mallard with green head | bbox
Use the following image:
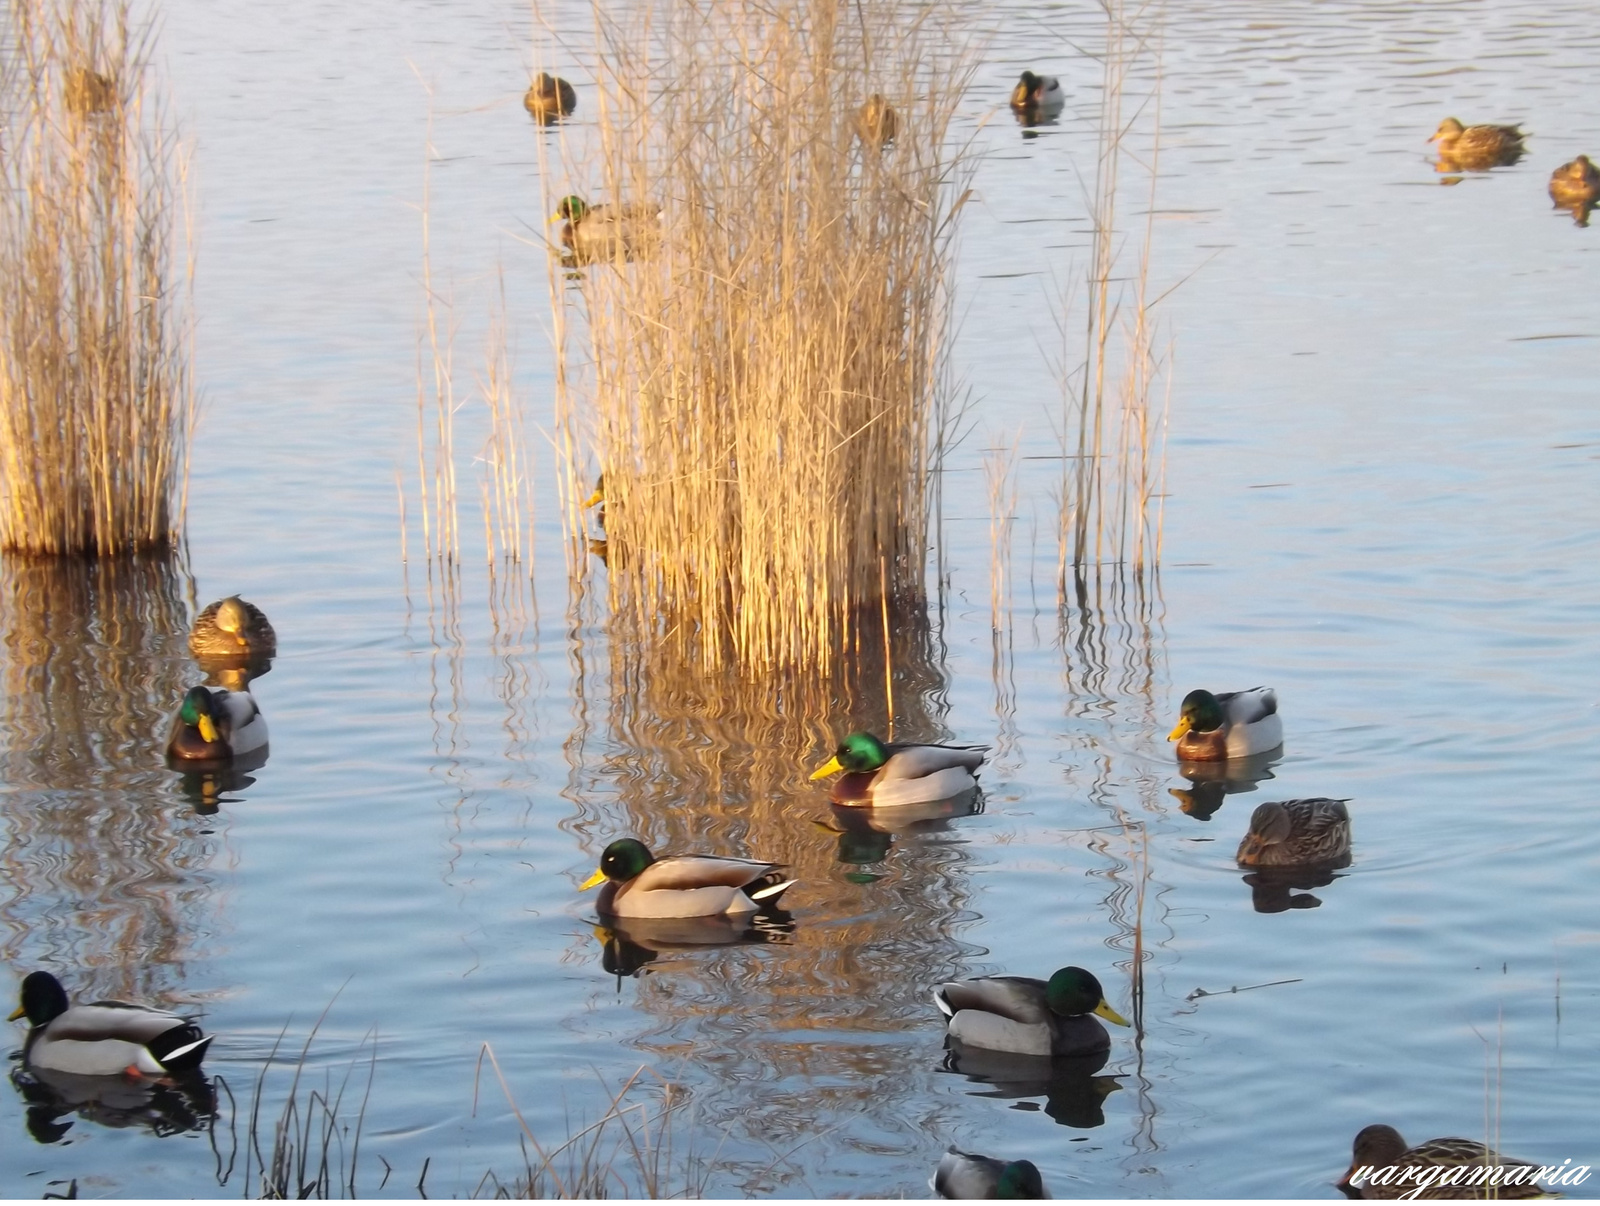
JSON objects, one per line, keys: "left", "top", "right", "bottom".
{"left": 1338, "top": 1124, "right": 1546, "bottom": 1199}
{"left": 189, "top": 596, "right": 276, "bottom": 662}
{"left": 1429, "top": 117, "right": 1525, "bottom": 170}
{"left": 1010, "top": 70, "right": 1064, "bottom": 116}
{"left": 524, "top": 72, "right": 576, "bottom": 123}
{"left": 934, "top": 966, "right": 1129, "bottom": 1058}
{"left": 552, "top": 195, "right": 660, "bottom": 263}
{"left": 1167, "top": 687, "right": 1281, "bottom": 760}
{"left": 933, "top": 1150, "right": 1049, "bottom": 1199}
{"left": 9, "top": 971, "right": 212, "bottom": 1078}
{"left": 579, "top": 838, "right": 795, "bottom": 919}
{"left": 810, "top": 731, "right": 987, "bottom": 806}
{"left": 166, "top": 685, "right": 268, "bottom": 764}
{"left": 1235, "top": 798, "right": 1351, "bottom": 868}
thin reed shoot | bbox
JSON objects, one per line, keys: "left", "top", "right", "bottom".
{"left": 546, "top": 0, "right": 975, "bottom": 678}
{"left": 0, "top": 0, "right": 194, "bottom": 556}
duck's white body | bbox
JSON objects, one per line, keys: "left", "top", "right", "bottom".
{"left": 1219, "top": 687, "right": 1281, "bottom": 757}
{"left": 934, "top": 975, "right": 1110, "bottom": 1058}
{"left": 932, "top": 1149, "right": 1050, "bottom": 1200}
{"left": 24, "top": 1002, "right": 210, "bottom": 1077}
{"left": 597, "top": 855, "right": 794, "bottom": 919}
{"left": 214, "top": 688, "right": 268, "bottom": 754}
{"left": 831, "top": 743, "right": 988, "bottom": 808}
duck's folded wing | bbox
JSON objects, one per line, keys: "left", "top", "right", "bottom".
{"left": 933, "top": 1150, "right": 1006, "bottom": 1199}
{"left": 1288, "top": 797, "right": 1350, "bottom": 830}
{"left": 57, "top": 1002, "right": 191, "bottom": 1046}
{"left": 1218, "top": 688, "right": 1276, "bottom": 725}
{"left": 933, "top": 976, "right": 1050, "bottom": 1024}
{"left": 635, "top": 856, "right": 783, "bottom": 892}
{"left": 880, "top": 744, "right": 988, "bottom": 779}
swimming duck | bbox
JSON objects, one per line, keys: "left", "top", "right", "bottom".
{"left": 189, "top": 596, "right": 276, "bottom": 662}
{"left": 934, "top": 966, "right": 1129, "bottom": 1058}
{"left": 1429, "top": 118, "right": 1524, "bottom": 170}
{"left": 552, "top": 195, "right": 660, "bottom": 264}
{"left": 856, "top": 93, "right": 898, "bottom": 149}
{"left": 165, "top": 685, "right": 268, "bottom": 763}
{"left": 1010, "top": 71, "right": 1064, "bottom": 116}
{"left": 9, "top": 972, "right": 211, "bottom": 1078}
{"left": 64, "top": 67, "right": 116, "bottom": 117}
{"left": 810, "top": 731, "right": 988, "bottom": 806}
{"left": 1338, "top": 1124, "right": 1545, "bottom": 1199}
{"left": 579, "top": 838, "right": 795, "bottom": 919}
{"left": 1167, "top": 687, "right": 1281, "bottom": 760}
{"left": 1235, "top": 798, "right": 1351, "bottom": 868}
{"left": 932, "top": 1150, "right": 1049, "bottom": 1199}
{"left": 523, "top": 72, "right": 576, "bottom": 123}
{"left": 1549, "top": 154, "right": 1600, "bottom": 207}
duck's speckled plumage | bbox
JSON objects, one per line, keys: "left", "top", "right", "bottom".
{"left": 1430, "top": 118, "right": 1525, "bottom": 170}
{"left": 189, "top": 596, "right": 276, "bottom": 662}
{"left": 524, "top": 72, "right": 576, "bottom": 122}
{"left": 1235, "top": 797, "right": 1351, "bottom": 868}
{"left": 1340, "top": 1125, "right": 1547, "bottom": 1200}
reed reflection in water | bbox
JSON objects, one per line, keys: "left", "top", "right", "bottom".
{"left": 571, "top": 604, "right": 993, "bottom": 1182}
{"left": 0, "top": 555, "right": 224, "bottom": 1008}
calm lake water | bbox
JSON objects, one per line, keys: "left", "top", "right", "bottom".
{"left": 3, "top": 0, "right": 1599, "bottom": 1197}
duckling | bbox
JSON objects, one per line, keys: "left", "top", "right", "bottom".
{"left": 1235, "top": 798, "right": 1351, "bottom": 868}
{"left": 1338, "top": 1124, "right": 1546, "bottom": 1199}
{"left": 932, "top": 1150, "right": 1050, "bottom": 1199}
{"left": 810, "top": 731, "right": 987, "bottom": 807}
{"left": 856, "top": 93, "right": 898, "bottom": 149}
{"left": 934, "top": 966, "right": 1129, "bottom": 1058}
{"left": 579, "top": 838, "right": 795, "bottom": 919}
{"left": 523, "top": 72, "right": 576, "bottom": 123}
{"left": 1010, "top": 71, "right": 1064, "bottom": 116}
{"left": 189, "top": 596, "right": 276, "bottom": 662}
{"left": 165, "top": 684, "right": 268, "bottom": 764}
{"left": 9, "top": 971, "right": 211, "bottom": 1077}
{"left": 1429, "top": 118, "right": 1525, "bottom": 170}
{"left": 552, "top": 195, "right": 660, "bottom": 263}
{"left": 1167, "top": 687, "right": 1281, "bottom": 760}
{"left": 1549, "top": 154, "right": 1600, "bottom": 208}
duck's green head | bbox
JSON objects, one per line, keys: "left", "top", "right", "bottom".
{"left": 9, "top": 971, "right": 69, "bottom": 1026}
{"left": 554, "top": 195, "right": 589, "bottom": 223}
{"left": 580, "top": 838, "right": 655, "bottom": 890}
{"left": 1045, "top": 966, "right": 1129, "bottom": 1025}
{"left": 810, "top": 731, "right": 889, "bottom": 780}
{"left": 1167, "top": 689, "right": 1223, "bottom": 742}
{"left": 179, "top": 686, "right": 221, "bottom": 744}
{"left": 995, "top": 1160, "right": 1046, "bottom": 1199}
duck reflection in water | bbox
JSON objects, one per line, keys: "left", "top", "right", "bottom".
{"left": 9, "top": 1063, "right": 216, "bottom": 1143}
{"left": 940, "top": 1046, "right": 1121, "bottom": 1130}
{"left": 1169, "top": 750, "right": 1280, "bottom": 822}
{"left": 594, "top": 912, "right": 795, "bottom": 981}
{"left": 817, "top": 789, "right": 983, "bottom": 884}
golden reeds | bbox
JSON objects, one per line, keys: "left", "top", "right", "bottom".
{"left": 546, "top": 0, "right": 974, "bottom": 679}
{"left": 0, "top": 0, "right": 194, "bottom": 556}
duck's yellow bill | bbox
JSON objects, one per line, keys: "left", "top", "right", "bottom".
{"left": 809, "top": 756, "right": 843, "bottom": 781}
{"left": 583, "top": 488, "right": 603, "bottom": 508}
{"left": 7, "top": 1005, "right": 24, "bottom": 1021}
{"left": 1095, "top": 1000, "right": 1131, "bottom": 1027}
{"left": 198, "top": 714, "right": 219, "bottom": 744}
{"left": 579, "top": 868, "right": 607, "bottom": 891}
{"left": 1165, "top": 717, "right": 1191, "bottom": 742}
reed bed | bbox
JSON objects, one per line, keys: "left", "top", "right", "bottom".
{"left": 1061, "top": 0, "right": 1168, "bottom": 589}
{"left": 547, "top": 0, "right": 974, "bottom": 678}
{"left": 0, "top": 0, "right": 193, "bottom": 556}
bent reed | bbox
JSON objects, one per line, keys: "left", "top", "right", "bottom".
{"left": 0, "top": 0, "right": 193, "bottom": 557}
{"left": 548, "top": 0, "right": 973, "bottom": 677}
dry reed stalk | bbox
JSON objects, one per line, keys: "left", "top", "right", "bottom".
{"left": 546, "top": 0, "right": 973, "bottom": 678}
{"left": 477, "top": 274, "right": 533, "bottom": 570}
{"left": 1061, "top": 0, "right": 1167, "bottom": 588}
{"left": 0, "top": 0, "right": 194, "bottom": 556}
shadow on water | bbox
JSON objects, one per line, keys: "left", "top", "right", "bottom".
{"left": 1241, "top": 860, "right": 1351, "bottom": 915}
{"left": 1168, "top": 751, "right": 1281, "bottom": 823}
{"left": 0, "top": 555, "right": 225, "bottom": 1008}
{"left": 10, "top": 1064, "right": 217, "bottom": 1144}
{"left": 939, "top": 1045, "right": 1122, "bottom": 1130}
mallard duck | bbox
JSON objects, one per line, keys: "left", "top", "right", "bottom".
{"left": 165, "top": 685, "right": 268, "bottom": 763}
{"left": 1429, "top": 118, "right": 1525, "bottom": 170}
{"left": 1235, "top": 798, "right": 1350, "bottom": 868}
{"left": 552, "top": 195, "right": 660, "bottom": 264}
{"left": 523, "top": 72, "right": 576, "bottom": 123}
{"left": 9, "top": 972, "right": 211, "bottom": 1078}
{"left": 579, "top": 838, "right": 795, "bottom": 919}
{"left": 1338, "top": 1124, "right": 1546, "bottom": 1199}
{"left": 1549, "top": 154, "right": 1600, "bottom": 207}
{"left": 856, "top": 93, "right": 898, "bottom": 149}
{"left": 934, "top": 966, "right": 1129, "bottom": 1058}
{"left": 810, "top": 731, "right": 987, "bottom": 806}
{"left": 1010, "top": 71, "right": 1064, "bottom": 116}
{"left": 932, "top": 1150, "right": 1049, "bottom": 1199}
{"left": 1167, "top": 687, "right": 1281, "bottom": 760}
{"left": 189, "top": 596, "right": 276, "bottom": 662}
{"left": 64, "top": 67, "right": 115, "bottom": 117}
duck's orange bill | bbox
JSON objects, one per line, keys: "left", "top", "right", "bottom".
{"left": 579, "top": 868, "right": 607, "bottom": 891}
{"left": 1165, "top": 717, "right": 1191, "bottom": 742}
{"left": 809, "top": 756, "right": 843, "bottom": 781}
{"left": 7, "top": 1006, "right": 24, "bottom": 1022}
{"left": 1095, "top": 1000, "right": 1131, "bottom": 1027}
{"left": 583, "top": 488, "right": 603, "bottom": 508}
